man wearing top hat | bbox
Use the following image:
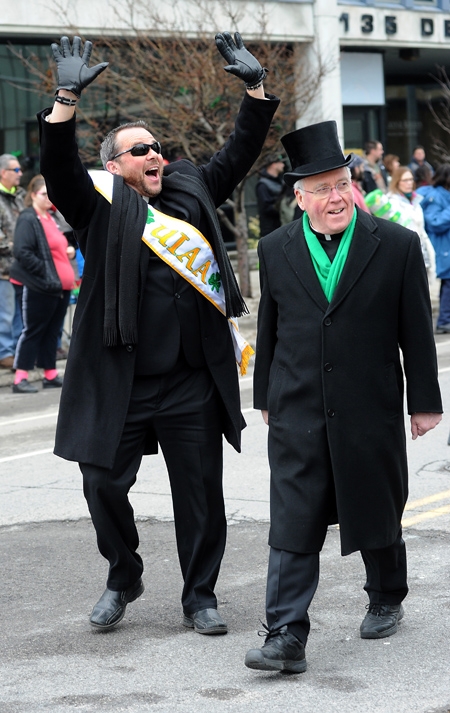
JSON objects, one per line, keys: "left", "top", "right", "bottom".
{"left": 245, "top": 121, "right": 442, "bottom": 673}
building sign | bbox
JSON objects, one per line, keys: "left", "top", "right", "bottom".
{"left": 339, "top": 7, "right": 450, "bottom": 43}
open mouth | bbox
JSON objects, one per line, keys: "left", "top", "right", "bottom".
{"left": 145, "top": 167, "right": 159, "bottom": 179}
{"left": 328, "top": 208, "right": 344, "bottom": 215}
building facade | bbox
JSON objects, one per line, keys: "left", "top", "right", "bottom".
{"left": 2, "top": 0, "right": 450, "bottom": 167}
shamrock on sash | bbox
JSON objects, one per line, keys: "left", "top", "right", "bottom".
{"left": 208, "top": 272, "right": 221, "bottom": 293}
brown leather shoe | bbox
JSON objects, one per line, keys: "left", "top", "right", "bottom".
{"left": 0, "top": 356, "right": 14, "bottom": 368}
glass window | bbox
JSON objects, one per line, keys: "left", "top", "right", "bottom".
{"left": 0, "top": 43, "right": 49, "bottom": 160}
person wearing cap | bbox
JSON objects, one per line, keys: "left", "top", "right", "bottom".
{"left": 255, "top": 154, "right": 285, "bottom": 237}
{"left": 245, "top": 121, "right": 442, "bottom": 673}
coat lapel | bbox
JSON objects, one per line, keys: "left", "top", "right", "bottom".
{"left": 283, "top": 219, "right": 329, "bottom": 312}
{"left": 328, "top": 209, "right": 380, "bottom": 313}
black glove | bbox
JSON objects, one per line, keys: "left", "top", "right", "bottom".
{"left": 51, "top": 36, "right": 109, "bottom": 98}
{"left": 215, "top": 31, "right": 267, "bottom": 89}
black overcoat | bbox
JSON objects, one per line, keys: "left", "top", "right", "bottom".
{"left": 253, "top": 209, "right": 442, "bottom": 555}
{"left": 38, "top": 92, "right": 279, "bottom": 469}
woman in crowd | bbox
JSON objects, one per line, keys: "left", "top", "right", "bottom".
{"left": 387, "top": 165, "right": 435, "bottom": 284}
{"left": 414, "top": 164, "right": 433, "bottom": 189}
{"left": 10, "top": 175, "right": 75, "bottom": 393}
{"left": 383, "top": 153, "right": 400, "bottom": 185}
{"left": 417, "top": 164, "right": 450, "bottom": 334}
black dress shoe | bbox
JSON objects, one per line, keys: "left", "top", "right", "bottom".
{"left": 12, "top": 379, "right": 38, "bottom": 394}
{"left": 42, "top": 375, "right": 64, "bottom": 388}
{"left": 89, "top": 578, "right": 144, "bottom": 630}
{"left": 245, "top": 625, "right": 307, "bottom": 673}
{"left": 360, "top": 603, "right": 404, "bottom": 639}
{"left": 183, "top": 608, "right": 228, "bottom": 635}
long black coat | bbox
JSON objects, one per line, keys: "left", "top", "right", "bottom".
{"left": 38, "top": 92, "right": 279, "bottom": 469}
{"left": 253, "top": 209, "right": 442, "bottom": 555}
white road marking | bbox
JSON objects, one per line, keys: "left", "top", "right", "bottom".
{"left": 0, "top": 412, "right": 58, "bottom": 427}
{"left": 0, "top": 448, "right": 53, "bottom": 463}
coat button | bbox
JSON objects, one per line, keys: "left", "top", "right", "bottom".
{"left": 324, "top": 363, "right": 333, "bottom": 372}
{"left": 327, "top": 408, "right": 335, "bottom": 417}
{"left": 324, "top": 317, "right": 332, "bottom": 326}
{"left": 174, "top": 292, "right": 181, "bottom": 299}
{"left": 125, "top": 344, "right": 134, "bottom": 352}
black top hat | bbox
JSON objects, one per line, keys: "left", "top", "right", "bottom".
{"left": 281, "top": 121, "right": 353, "bottom": 187}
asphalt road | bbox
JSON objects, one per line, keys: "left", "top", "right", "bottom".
{"left": 1, "top": 323, "right": 450, "bottom": 712}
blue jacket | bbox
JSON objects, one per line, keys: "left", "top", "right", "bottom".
{"left": 417, "top": 185, "right": 450, "bottom": 279}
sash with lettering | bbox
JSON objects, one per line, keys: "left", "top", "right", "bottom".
{"left": 90, "top": 170, "right": 254, "bottom": 375}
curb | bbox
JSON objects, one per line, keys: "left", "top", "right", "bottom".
{"left": 0, "top": 358, "right": 67, "bottom": 389}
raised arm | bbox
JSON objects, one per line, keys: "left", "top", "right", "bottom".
{"left": 38, "top": 37, "right": 109, "bottom": 233}
{"left": 46, "top": 36, "right": 108, "bottom": 124}
{"left": 215, "top": 31, "right": 267, "bottom": 101}
{"left": 195, "top": 32, "right": 279, "bottom": 206}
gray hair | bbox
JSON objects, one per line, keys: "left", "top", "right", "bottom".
{"left": 99, "top": 121, "right": 153, "bottom": 169}
{"left": 294, "top": 166, "right": 351, "bottom": 193}
{"left": 0, "top": 154, "right": 19, "bottom": 171}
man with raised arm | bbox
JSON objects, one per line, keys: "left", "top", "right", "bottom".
{"left": 39, "top": 34, "right": 279, "bottom": 634}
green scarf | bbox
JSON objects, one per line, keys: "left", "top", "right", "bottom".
{"left": 302, "top": 208, "right": 357, "bottom": 301}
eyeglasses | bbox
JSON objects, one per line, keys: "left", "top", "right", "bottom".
{"left": 4, "top": 167, "right": 22, "bottom": 173}
{"left": 301, "top": 180, "right": 352, "bottom": 199}
{"left": 112, "top": 142, "right": 162, "bottom": 160}
{"left": 399, "top": 177, "right": 414, "bottom": 182}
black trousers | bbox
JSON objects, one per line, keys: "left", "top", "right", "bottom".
{"left": 266, "top": 529, "right": 408, "bottom": 646}
{"left": 80, "top": 359, "right": 226, "bottom": 615}
{"left": 15, "top": 287, "right": 70, "bottom": 371}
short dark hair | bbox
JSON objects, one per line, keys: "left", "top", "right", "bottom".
{"left": 364, "top": 140, "right": 380, "bottom": 155}
{"left": 414, "top": 164, "right": 432, "bottom": 185}
{"left": 432, "top": 163, "right": 450, "bottom": 191}
{"left": 100, "top": 120, "right": 153, "bottom": 168}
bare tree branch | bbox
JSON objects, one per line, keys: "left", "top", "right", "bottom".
{"left": 428, "top": 66, "right": 450, "bottom": 164}
{"left": 12, "top": 0, "right": 335, "bottom": 295}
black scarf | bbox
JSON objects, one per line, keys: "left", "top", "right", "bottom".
{"left": 103, "top": 176, "right": 147, "bottom": 346}
{"left": 103, "top": 172, "right": 247, "bottom": 347}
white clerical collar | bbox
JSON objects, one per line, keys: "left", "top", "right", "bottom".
{"left": 309, "top": 218, "right": 332, "bottom": 241}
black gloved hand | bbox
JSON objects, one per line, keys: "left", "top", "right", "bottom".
{"left": 51, "top": 36, "right": 109, "bottom": 98}
{"left": 215, "top": 31, "right": 267, "bottom": 88}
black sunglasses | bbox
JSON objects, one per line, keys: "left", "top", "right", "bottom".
{"left": 112, "top": 141, "right": 162, "bottom": 160}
